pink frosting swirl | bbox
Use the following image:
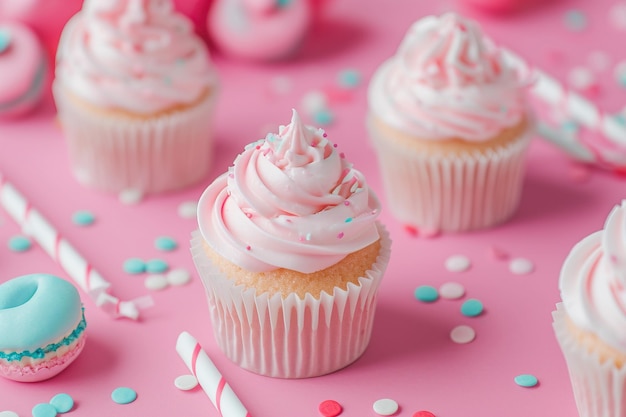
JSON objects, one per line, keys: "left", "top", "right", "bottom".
{"left": 368, "top": 13, "right": 527, "bottom": 141}
{"left": 55, "top": 0, "right": 216, "bottom": 114}
{"left": 560, "top": 200, "right": 626, "bottom": 351}
{"left": 197, "top": 110, "right": 382, "bottom": 273}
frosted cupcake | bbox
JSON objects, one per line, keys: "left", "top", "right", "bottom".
{"left": 53, "top": 0, "right": 218, "bottom": 194}
{"left": 192, "top": 110, "right": 391, "bottom": 378}
{"left": 367, "top": 13, "right": 532, "bottom": 234}
{"left": 554, "top": 200, "right": 626, "bottom": 417}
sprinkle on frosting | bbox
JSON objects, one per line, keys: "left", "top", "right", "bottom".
{"left": 197, "top": 109, "right": 382, "bottom": 273}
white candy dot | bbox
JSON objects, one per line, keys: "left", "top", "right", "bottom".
{"left": 445, "top": 255, "right": 471, "bottom": 272}
{"left": 609, "top": 2, "right": 626, "bottom": 30}
{"left": 450, "top": 325, "right": 476, "bottom": 344}
{"left": 144, "top": 274, "right": 169, "bottom": 291}
{"left": 118, "top": 188, "right": 144, "bottom": 205}
{"left": 568, "top": 66, "right": 595, "bottom": 90}
{"left": 167, "top": 268, "right": 192, "bottom": 286}
{"left": 174, "top": 374, "right": 199, "bottom": 391}
{"left": 372, "top": 398, "right": 399, "bottom": 416}
{"left": 177, "top": 201, "right": 198, "bottom": 219}
{"left": 0, "top": 411, "right": 20, "bottom": 417}
{"left": 439, "top": 282, "right": 465, "bottom": 299}
{"left": 509, "top": 258, "right": 534, "bottom": 275}
{"left": 301, "top": 90, "right": 328, "bottom": 115}
{"left": 270, "top": 75, "right": 292, "bottom": 95}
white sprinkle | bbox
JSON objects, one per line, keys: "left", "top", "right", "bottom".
{"left": 439, "top": 282, "right": 465, "bottom": 299}
{"left": 609, "top": 2, "right": 626, "bottom": 30}
{"left": 509, "top": 258, "right": 534, "bottom": 275}
{"left": 0, "top": 411, "right": 20, "bottom": 417}
{"left": 118, "top": 188, "right": 143, "bottom": 205}
{"left": 167, "top": 268, "right": 192, "bottom": 286}
{"left": 587, "top": 50, "right": 610, "bottom": 72}
{"left": 174, "top": 374, "right": 199, "bottom": 391}
{"left": 177, "top": 201, "right": 198, "bottom": 219}
{"left": 450, "top": 325, "right": 476, "bottom": 344}
{"left": 568, "top": 66, "right": 595, "bottom": 90}
{"left": 144, "top": 274, "right": 169, "bottom": 291}
{"left": 270, "top": 75, "right": 292, "bottom": 95}
{"left": 372, "top": 398, "right": 399, "bottom": 416}
{"left": 300, "top": 90, "right": 328, "bottom": 115}
{"left": 445, "top": 255, "right": 471, "bottom": 272}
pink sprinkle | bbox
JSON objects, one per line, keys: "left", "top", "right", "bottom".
{"left": 323, "top": 132, "right": 328, "bottom": 138}
{"left": 344, "top": 201, "right": 350, "bottom": 206}
{"left": 322, "top": 85, "right": 353, "bottom": 104}
{"left": 337, "top": 232, "right": 344, "bottom": 239}
{"left": 488, "top": 246, "right": 509, "bottom": 261}
{"left": 246, "top": 213, "right": 252, "bottom": 218}
{"left": 404, "top": 225, "right": 418, "bottom": 237}
{"left": 246, "top": 245, "right": 251, "bottom": 251}
{"left": 340, "top": 152, "right": 345, "bottom": 159}
{"left": 333, "top": 143, "right": 337, "bottom": 147}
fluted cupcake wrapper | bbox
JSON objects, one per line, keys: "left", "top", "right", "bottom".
{"left": 53, "top": 82, "right": 217, "bottom": 194}
{"left": 553, "top": 303, "right": 626, "bottom": 417}
{"left": 190, "top": 222, "right": 391, "bottom": 379}
{"left": 367, "top": 117, "right": 532, "bottom": 232}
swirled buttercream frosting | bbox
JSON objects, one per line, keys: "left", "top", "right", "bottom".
{"left": 368, "top": 12, "right": 526, "bottom": 142}
{"left": 55, "top": 0, "right": 216, "bottom": 114}
{"left": 560, "top": 200, "right": 626, "bottom": 351}
{"left": 198, "top": 110, "right": 382, "bottom": 274}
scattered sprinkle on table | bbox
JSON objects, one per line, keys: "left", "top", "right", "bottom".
{"left": 563, "top": 9, "right": 587, "bottom": 31}
{"left": 111, "top": 387, "right": 137, "bottom": 405}
{"left": 167, "top": 268, "right": 192, "bottom": 286}
{"left": 461, "top": 299, "right": 484, "bottom": 317}
{"left": 413, "top": 411, "right": 436, "bottom": 417}
{"left": 444, "top": 255, "right": 471, "bottom": 272}
{"left": 71, "top": 210, "right": 95, "bottom": 226}
{"left": 514, "top": 374, "right": 539, "bottom": 388}
{"left": 414, "top": 285, "right": 439, "bottom": 302}
{"left": 450, "top": 325, "right": 476, "bottom": 344}
{"left": 8, "top": 235, "right": 31, "bottom": 252}
{"left": 0, "top": 411, "right": 19, "bottom": 417}
{"left": 318, "top": 399, "right": 342, "bottom": 417}
{"left": 145, "top": 258, "right": 168, "bottom": 274}
{"left": 337, "top": 69, "right": 361, "bottom": 88}
{"left": 118, "top": 188, "right": 143, "bottom": 205}
{"left": 123, "top": 258, "right": 146, "bottom": 274}
{"left": 154, "top": 236, "right": 177, "bottom": 251}
{"left": 174, "top": 374, "right": 198, "bottom": 391}
{"left": 312, "top": 108, "right": 334, "bottom": 126}
{"left": 31, "top": 403, "right": 56, "bottom": 417}
{"left": 50, "top": 393, "right": 74, "bottom": 413}
{"left": 439, "top": 282, "right": 465, "bottom": 299}
{"left": 177, "top": 201, "right": 197, "bottom": 219}
{"left": 144, "top": 274, "right": 169, "bottom": 291}
{"left": 301, "top": 90, "right": 328, "bottom": 115}
{"left": 373, "top": 398, "right": 399, "bottom": 416}
{"left": 488, "top": 246, "right": 509, "bottom": 260}
{"left": 509, "top": 258, "right": 534, "bottom": 275}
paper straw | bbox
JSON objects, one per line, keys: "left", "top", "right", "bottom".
{"left": 0, "top": 173, "right": 153, "bottom": 320}
{"left": 176, "top": 331, "right": 252, "bottom": 417}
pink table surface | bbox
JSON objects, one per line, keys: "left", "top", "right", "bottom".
{"left": 1, "top": 0, "right": 625, "bottom": 416}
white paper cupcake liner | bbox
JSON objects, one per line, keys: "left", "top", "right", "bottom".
{"left": 53, "top": 82, "right": 217, "bottom": 194}
{"left": 553, "top": 303, "right": 626, "bottom": 417}
{"left": 190, "top": 222, "right": 391, "bottom": 379}
{"left": 367, "top": 117, "right": 532, "bottom": 232}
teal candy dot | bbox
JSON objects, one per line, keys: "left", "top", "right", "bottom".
{"left": 111, "top": 387, "right": 137, "bottom": 404}
{"left": 414, "top": 285, "right": 439, "bottom": 303}
{"left": 32, "top": 403, "right": 57, "bottom": 417}
{"left": 72, "top": 210, "right": 95, "bottom": 226}
{"left": 50, "top": 393, "right": 74, "bottom": 413}
{"left": 461, "top": 299, "right": 484, "bottom": 317}
{"left": 313, "top": 109, "right": 334, "bottom": 126}
{"left": 124, "top": 258, "right": 146, "bottom": 274}
{"left": 154, "top": 236, "right": 178, "bottom": 252}
{"left": 337, "top": 69, "right": 362, "bottom": 88}
{"left": 0, "top": 29, "right": 11, "bottom": 54}
{"left": 564, "top": 9, "right": 587, "bottom": 31}
{"left": 146, "top": 258, "right": 168, "bottom": 273}
{"left": 514, "top": 374, "right": 538, "bottom": 387}
{"left": 276, "top": 0, "right": 292, "bottom": 7}
{"left": 8, "top": 235, "right": 31, "bottom": 252}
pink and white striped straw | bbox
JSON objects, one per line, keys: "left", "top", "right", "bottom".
{"left": 176, "top": 331, "right": 252, "bottom": 417}
{"left": 0, "top": 173, "right": 153, "bottom": 320}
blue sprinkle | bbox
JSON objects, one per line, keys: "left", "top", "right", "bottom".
{"left": 276, "top": 0, "right": 292, "bottom": 7}
{"left": 461, "top": 299, "right": 484, "bottom": 317}
{"left": 560, "top": 120, "right": 580, "bottom": 134}
{"left": 564, "top": 9, "right": 587, "bottom": 31}
{"left": 154, "top": 236, "right": 178, "bottom": 251}
{"left": 50, "top": 393, "right": 74, "bottom": 413}
{"left": 72, "top": 210, "right": 95, "bottom": 226}
{"left": 111, "top": 387, "right": 137, "bottom": 405}
{"left": 514, "top": 374, "right": 539, "bottom": 387}
{"left": 123, "top": 258, "right": 146, "bottom": 274}
{"left": 414, "top": 285, "right": 439, "bottom": 303}
{"left": 337, "top": 69, "right": 362, "bottom": 88}
{"left": 32, "top": 403, "right": 57, "bottom": 417}
{"left": 0, "top": 28, "right": 11, "bottom": 54}
{"left": 8, "top": 235, "right": 32, "bottom": 252}
{"left": 313, "top": 109, "right": 334, "bottom": 126}
{"left": 146, "top": 258, "right": 168, "bottom": 273}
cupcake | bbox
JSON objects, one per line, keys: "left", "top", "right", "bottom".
{"left": 191, "top": 109, "right": 391, "bottom": 378}
{"left": 554, "top": 200, "right": 626, "bottom": 417}
{"left": 367, "top": 13, "right": 533, "bottom": 234}
{"left": 53, "top": 0, "right": 218, "bottom": 195}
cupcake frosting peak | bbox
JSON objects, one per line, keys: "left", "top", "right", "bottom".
{"left": 560, "top": 200, "right": 626, "bottom": 351}
{"left": 198, "top": 110, "right": 382, "bottom": 274}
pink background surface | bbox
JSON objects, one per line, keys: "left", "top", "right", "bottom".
{"left": 1, "top": 0, "right": 626, "bottom": 415}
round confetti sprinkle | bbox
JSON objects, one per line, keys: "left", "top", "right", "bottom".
{"left": 145, "top": 258, "right": 168, "bottom": 273}
{"left": 167, "top": 268, "right": 192, "bottom": 286}
{"left": 8, "top": 235, "right": 31, "bottom": 252}
{"left": 50, "top": 393, "right": 74, "bottom": 413}
{"left": 174, "top": 374, "right": 198, "bottom": 391}
{"left": 413, "top": 412, "right": 436, "bottom": 417}
{"left": 563, "top": 9, "right": 587, "bottom": 31}
{"left": 509, "top": 258, "right": 534, "bottom": 275}
{"left": 301, "top": 90, "right": 328, "bottom": 114}
{"left": 123, "top": 258, "right": 146, "bottom": 274}
{"left": 461, "top": 299, "right": 484, "bottom": 317}
{"left": 450, "top": 325, "right": 476, "bottom": 344}
{"left": 118, "top": 188, "right": 143, "bottom": 205}
{"left": 144, "top": 274, "right": 169, "bottom": 291}
{"left": 71, "top": 210, "right": 95, "bottom": 226}
{"left": 318, "top": 399, "right": 342, "bottom": 417}
{"left": 31, "top": 403, "right": 57, "bottom": 417}
{"left": 0, "top": 412, "right": 19, "bottom": 417}
{"left": 313, "top": 109, "right": 334, "bottom": 126}
{"left": 373, "top": 398, "right": 399, "bottom": 416}
{"left": 337, "top": 69, "right": 361, "bottom": 88}
{"left": 514, "top": 374, "right": 538, "bottom": 387}
{"left": 444, "top": 255, "right": 471, "bottom": 272}
{"left": 439, "top": 282, "right": 465, "bottom": 299}
{"left": 177, "top": 201, "right": 197, "bottom": 219}
{"left": 414, "top": 285, "right": 439, "bottom": 302}
{"left": 270, "top": 75, "right": 292, "bottom": 95}
{"left": 154, "top": 236, "right": 177, "bottom": 251}
{"left": 111, "top": 387, "right": 137, "bottom": 404}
